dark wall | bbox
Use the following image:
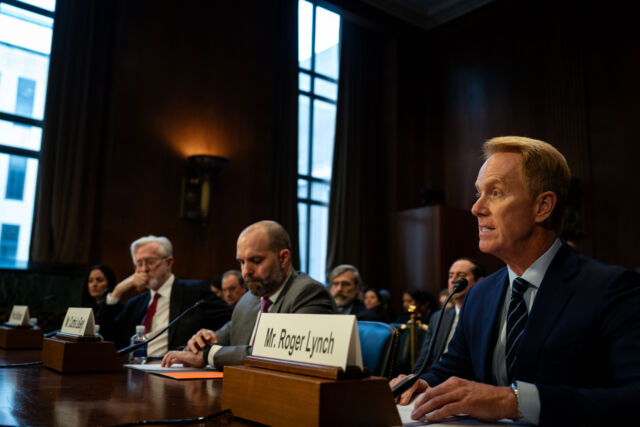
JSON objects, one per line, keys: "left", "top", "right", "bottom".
{"left": 97, "top": 2, "right": 280, "bottom": 281}
{"left": 395, "top": 0, "right": 640, "bottom": 271}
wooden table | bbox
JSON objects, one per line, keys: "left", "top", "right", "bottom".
{"left": 0, "top": 349, "right": 254, "bottom": 426}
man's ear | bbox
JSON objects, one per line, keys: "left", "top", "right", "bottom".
{"left": 534, "top": 191, "right": 557, "bottom": 224}
{"left": 166, "top": 256, "right": 175, "bottom": 269}
{"left": 279, "top": 249, "right": 291, "bottom": 268}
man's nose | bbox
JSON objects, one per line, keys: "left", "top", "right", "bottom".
{"left": 471, "top": 197, "right": 485, "bottom": 217}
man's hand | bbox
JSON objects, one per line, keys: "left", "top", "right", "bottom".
{"left": 410, "top": 377, "right": 517, "bottom": 422}
{"left": 161, "top": 350, "right": 205, "bottom": 368}
{"left": 187, "top": 329, "right": 218, "bottom": 353}
{"left": 110, "top": 273, "right": 149, "bottom": 300}
{"left": 389, "top": 374, "right": 429, "bottom": 405}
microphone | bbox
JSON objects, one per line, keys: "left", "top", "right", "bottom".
{"left": 391, "top": 278, "right": 468, "bottom": 398}
{"left": 117, "top": 299, "right": 209, "bottom": 356}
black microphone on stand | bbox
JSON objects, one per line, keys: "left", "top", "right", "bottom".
{"left": 391, "top": 278, "right": 468, "bottom": 398}
{"left": 117, "top": 299, "right": 209, "bottom": 356}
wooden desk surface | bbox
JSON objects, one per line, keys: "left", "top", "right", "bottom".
{"left": 0, "top": 349, "right": 254, "bottom": 426}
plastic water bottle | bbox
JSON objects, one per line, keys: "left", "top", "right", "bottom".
{"left": 29, "top": 317, "right": 38, "bottom": 328}
{"left": 129, "top": 325, "right": 148, "bottom": 364}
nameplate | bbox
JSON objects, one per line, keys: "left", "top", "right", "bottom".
{"left": 60, "top": 308, "right": 96, "bottom": 336}
{"left": 6, "top": 305, "right": 30, "bottom": 326}
{"left": 252, "top": 314, "right": 362, "bottom": 370}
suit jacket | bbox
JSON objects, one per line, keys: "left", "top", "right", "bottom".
{"left": 211, "top": 270, "right": 337, "bottom": 367}
{"left": 423, "top": 244, "right": 640, "bottom": 425}
{"left": 97, "top": 278, "right": 232, "bottom": 351}
{"left": 412, "top": 307, "right": 456, "bottom": 373}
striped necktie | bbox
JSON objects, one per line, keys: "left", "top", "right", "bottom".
{"left": 506, "top": 277, "right": 530, "bottom": 383}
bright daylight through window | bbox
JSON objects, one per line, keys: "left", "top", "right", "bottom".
{"left": 0, "top": 0, "right": 56, "bottom": 268}
{"left": 297, "top": 0, "right": 340, "bottom": 283}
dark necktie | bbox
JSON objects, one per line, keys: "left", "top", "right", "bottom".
{"left": 261, "top": 298, "right": 272, "bottom": 313}
{"left": 142, "top": 293, "right": 160, "bottom": 333}
{"left": 506, "top": 277, "right": 530, "bottom": 383}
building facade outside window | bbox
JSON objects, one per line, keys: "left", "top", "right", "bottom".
{"left": 0, "top": 0, "right": 56, "bottom": 268}
{"left": 297, "top": 0, "right": 340, "bottom": 284}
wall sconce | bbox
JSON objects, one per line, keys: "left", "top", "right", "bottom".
{"left": 180, "top": 155, "right": 227, "bottom": 222}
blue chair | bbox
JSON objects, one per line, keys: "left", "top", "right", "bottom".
{"left": 357, "top": 321, "right": 399, "bottom": 378}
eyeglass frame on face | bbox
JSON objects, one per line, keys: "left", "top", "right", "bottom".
{"left": 135, "top": 257, "right": 169, "bottom": 269}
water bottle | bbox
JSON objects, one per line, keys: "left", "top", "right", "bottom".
{"left": 29, "top": 317, "right": 38, "bottom": 328}
{"left": 94, "top": 324, "right": 103, "bottom": 341}
{"left": 129, "top": 325, "right": 148, "bottom": 364}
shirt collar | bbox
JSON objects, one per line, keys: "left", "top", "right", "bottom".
{"left": 150, "top": 274, "right": 175, "bottom": 299}
{"left": 508, "top": 238, "right": 562, "bottom": 289}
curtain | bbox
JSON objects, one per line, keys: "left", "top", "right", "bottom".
{"left": 270, "top": 0, "right": 301, "bottom": 269}
{"left": 326, "top": 19, "right": 397, "bottom": 282}
{"left": 30, "top": 0, "right": 120, "bottom": 267}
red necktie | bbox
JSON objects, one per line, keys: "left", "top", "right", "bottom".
{"left": 142, "top": 293, "right": 161, "bottom": 333}
{"left": 261, "top": 298, "right": 272, "bottom": 313}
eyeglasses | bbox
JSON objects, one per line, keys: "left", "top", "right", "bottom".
{"left": 135, "top": 257, "right": 167, "bottom": 269}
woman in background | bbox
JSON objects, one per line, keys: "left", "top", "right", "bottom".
{"left": 360, "top": 287, "right": 394, "bottom": 323}
{"left": 394, "top": 287, "right": 436, "bottom": 324}
{"left": 81, "top": 264, "right": 117, "bottom": 313}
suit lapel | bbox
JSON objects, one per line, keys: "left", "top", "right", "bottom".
{"left": 271, "top": 272, "right": 295, "bottom": 313}
{"left": 135, "top": 293, "right": 151, "bottom": 325}
{"left": 435, "top": 308, "right": 455, "bottom": 358}
{"left": 167, "top": 279, "right": 182, "bottom": 347}
{"left": 517, "top": 245, "right": 577, "bottom": 382}
{"left": 476, "top": 268, "right": 509, "bottom": 383}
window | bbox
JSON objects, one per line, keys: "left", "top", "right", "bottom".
{"left": 297, "top": 0, "right": 340, "bottom": 283}
{"left": 0, "top": 0, "right": 56, "bottom": 268}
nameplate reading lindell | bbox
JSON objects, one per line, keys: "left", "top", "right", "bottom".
{"left": 7, "top": 305, "right": 30, "bottom": 326}
{"left": 252, "top": 314, "right": 362, "bottom": 370}
{"left": 60, "top": 308, "right": 96, "bottom": 336}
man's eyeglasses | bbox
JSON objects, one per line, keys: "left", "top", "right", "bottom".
{"left": 135, "top": 257, "right": 167, "bottom": 269}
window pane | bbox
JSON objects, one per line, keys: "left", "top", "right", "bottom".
{"left": 298, "top": 0, "right": 313, "bottom": 70}
{"left": 311, "top": 99, "right": 336, "bottom": 179}
{"left": 314, "top": 6, "right": 340, "bottom": 79}
{"left": 0, "top": 4, "right": 54, "bottom": 54}
{"left": 314, "top": 78, "right": 337, "bottom": 101}
{"left": 0, "top": 119, "right": 42, "bottom": 151}
{"left": 0, "top": 37, "right": 51, "bottom": 120}
{"left": 0, "top": 223, "right": 20, "bottom": 265}
{"left": 298, "top": 202, "right": 308, "bottom": 273}
{"left": 0, "top": 153, "right": 38, "bottom": 268}
{"left": 299, "top": 72, "right": 311, "bottom": 92}
{"left": 310, "top": 181, "right": 330, "bottom": 204}
{"left": 298, "top": 94, "right": 310, "bottom": 175}
{"left": 308, "top": 205, "right": 329, "bottom": 283}
{"left": 5, "top": 156, "right": 27, "bottom": 200}
{"left": 298, "top": 178, "right": 308, "bottom": 199}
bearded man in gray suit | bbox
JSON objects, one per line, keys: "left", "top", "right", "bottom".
{"left": 162, "top": 220, "right": 337, "bottom": 369}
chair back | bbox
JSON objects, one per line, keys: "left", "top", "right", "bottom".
{"left": 389, "top": 322, "right": 428, "bottom": 377}
{"left": 357, "top": 321, "right": 398, "bottom": 378}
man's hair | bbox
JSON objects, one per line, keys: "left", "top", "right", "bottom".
{"left": 222, "top": 269, "right": 245, "bottom": 287}
{"left": 454, "top": 257, "right": 487, "bottom": 280}
{"left": 327, "top": 264, "right": 362, "bottom": 288}
{"left": 484, "top": 136, "right": 571, "bottom": 232}
{"left": 130, "top": 235, "right": 173, "bottom": 263}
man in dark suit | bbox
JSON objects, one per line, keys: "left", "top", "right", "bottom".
{"left": 97, "top": 235, "right": 231, "bottom": 356}
{"left": 411, "top": 257, "right": 485, "bottom": 373}
{"left": 327, "top": 264, "right": 367, "bottom": 317}
{"left": 161, "top": 220, "right": 337, "bottom": 369}
{"left": 394, "top": 137, "right": 640, "bottom": 425}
